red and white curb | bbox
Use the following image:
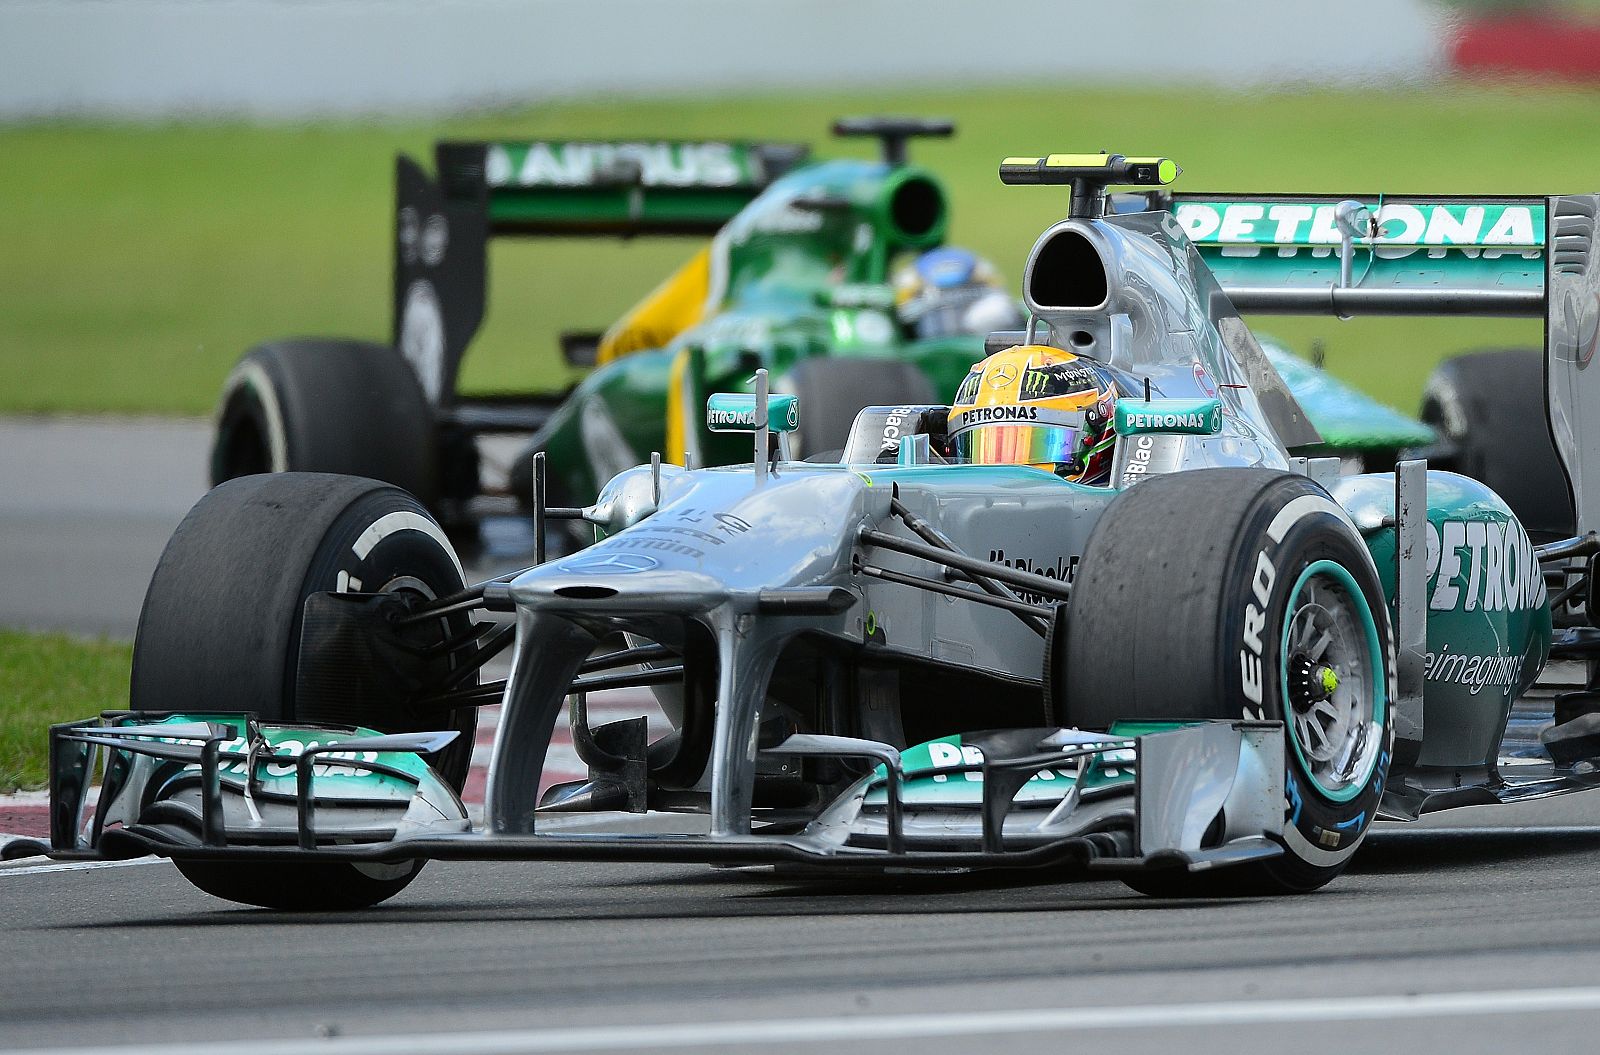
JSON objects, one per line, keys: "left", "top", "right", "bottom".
{"left": 1, "top": 687, "right": 667, "bottom": 853}
{"left": 462, "top": 688, "right": 667, "bottom": 807}
{"left": 0, "top": 791, "right": 54, "bottom": 853}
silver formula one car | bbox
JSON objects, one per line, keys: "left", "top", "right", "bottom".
{"left": 35, "top": 154, "right": 1600, "bottom": 908}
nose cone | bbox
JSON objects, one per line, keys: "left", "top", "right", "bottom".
{"left": 509, "top": 552, "right": 729, "bottom": 615}
{"left": 512, "top": 465, "right": 872, "bottom": 617}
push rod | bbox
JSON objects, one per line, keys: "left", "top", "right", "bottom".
{"left": 1537, "top": 533, "right": 1600, "bottom": 563}
{"left": 890, "top": 496, "right": 1050, "bottom": 635}
{"left": 857, "top": 562, "right": 1052, "bottom": 619}
{"left": 858, "top": 527, "right": 1072, "bottom": 601}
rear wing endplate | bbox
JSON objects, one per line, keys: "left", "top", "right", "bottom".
{"left": 1144, "top": 191, "right": 1600, "bottom": 538}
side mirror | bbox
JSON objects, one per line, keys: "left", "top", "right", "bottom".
{"left": 705, "top": 392, "right": 799, "bottom": 434}
{"left": 706, "top": 370, "right": 795, "bottom": 476}
{"left": 560, "top": 331, "right": 601, "bottom": 368}
{"left": 1112, "top": 397, "right": 1223, "bottom": 437}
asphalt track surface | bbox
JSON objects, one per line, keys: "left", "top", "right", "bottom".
{"left": 0, "top": 417, "right": 212, "bottom": 637}
{"left": 8, "top": 812, "right": 1600, "bottom": 1053}
{"left": 7, "top": 417, "right": 1600, "bottom": 1053}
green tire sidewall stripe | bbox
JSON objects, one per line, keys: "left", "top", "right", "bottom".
{"left": 1278, "top": 558, "right": 1386, "bottom": 804}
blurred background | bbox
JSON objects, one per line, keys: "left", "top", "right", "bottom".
{"left": 7, "top": 0, "right": 1600, "bottom": 416}
{"left": 3, "top": 0, "right": 1599, "bottom": 790}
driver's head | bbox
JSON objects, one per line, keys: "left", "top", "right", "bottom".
{"left": 948, "top": 345, "right": 1121, "bottom": 484}
{"left": 894, "top": 247, "right": 1025, "bottom": 339}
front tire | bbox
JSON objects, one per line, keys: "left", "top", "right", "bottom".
{"left": 132, "top": 473, "right": 476, "bottom": 909}
{"left": 1060, "top": 469, "right": 1394, "bottom": 897}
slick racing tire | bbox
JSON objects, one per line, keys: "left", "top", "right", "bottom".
{"left": 131, "top": 473, "right": 476, "bottom": 910}
{"left": 1060, "top": 468, "right": 1395, "bottom": 897}
{"left": 777, "top": 358, "right": 938, "bottom": 460}
{"left": 212, "top": 339, "right": 438, "bottom": 508}
{"left": 1420, "top": 349, "right": 1573, "bottom": 541}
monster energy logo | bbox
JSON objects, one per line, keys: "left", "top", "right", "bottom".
{"left": 954, "top": 370, "right": 982, "bottom": 405}
{"left": 1022, "top": 372, "right": 1052, "bottom": 397}
{"left": 1020, "top": 363, "right": 1099, "bottom": 400}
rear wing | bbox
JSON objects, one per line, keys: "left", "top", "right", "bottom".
{"left": 392, "top": 139, "right": 808, "bottom": 405}
{"left": 1169, "top": 194, "right": 1546, "bottom": 317}
{"left": 1151, "top": 191, "right": 1600, "bottom": 537}
{"left": 437, "top": 139, "right": 809, "bottom": 237}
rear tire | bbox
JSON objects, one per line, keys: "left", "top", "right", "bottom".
{"left": 1060, "top": 469, "right": 1394, "bottom": 897}
{"left": 132, "top": 473, "right": 476, "bottom": 909}
{"left": 1419, "top": 349, "right": 1573, "bottom": 540}
{"left": 212, "top": 340, "right": 438, "bottom": 507}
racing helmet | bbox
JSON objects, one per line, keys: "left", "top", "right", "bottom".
{"left": 947, "top": 345, "right": 1123, "bottom": 485}
{"left": 894, "top": 247, "right": 1026, "bottom": 339}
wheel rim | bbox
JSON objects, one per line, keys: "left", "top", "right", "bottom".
{"left": 1278, "top": 560, "right": 1385, "bottom": 802}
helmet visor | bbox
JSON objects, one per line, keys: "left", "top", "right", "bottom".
{"left": 954, "top": 423, "right": 1079, "bottom": 467}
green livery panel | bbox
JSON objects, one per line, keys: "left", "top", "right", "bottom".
{"left": 131, "top": 713, "right": 435, "bottom": 798}
{"left": 1343, "top": 472, "right": 1553, "bottom": 768}
{"left": 861, "top": 722, "right": 1199, "bottom": 808}
{"left": 532, "top": 157, "right": 973, "bottom": 502}
{"left": 1113, "top": 397, "right": 1224, "bottom": 437}
{"left": 706, "top": 392, "right": 799, "bottom": 433}
{"left": 862, "top": 732, "right": 1135, "bottom": 807}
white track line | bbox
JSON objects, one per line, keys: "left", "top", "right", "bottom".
{"left": 14, "top": 986, "right": 1600, "bottom": 1054}
{"left": 0, "top": 856, "right": 160, "bottom": 878}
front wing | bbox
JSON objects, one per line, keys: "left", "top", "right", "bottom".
{"left": 43, "top": 714, "right": 1289, "bottom": 877}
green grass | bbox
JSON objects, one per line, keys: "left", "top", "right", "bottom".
{"left": 6, "top": 83, "right": 1597, "bottom": 417}
{"left": 0, "top": 631, "right": 130, "bottom": 792}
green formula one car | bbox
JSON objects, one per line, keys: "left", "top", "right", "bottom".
{"left": 208, "top": 120, "right": 1431, "bottom": 548}
{"left": 28, "top": 153, "right": 1600, "bottom": 913}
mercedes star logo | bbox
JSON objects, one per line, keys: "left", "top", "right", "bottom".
{"left": 570, "top": 552, "right": 661, "bottom": 573}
